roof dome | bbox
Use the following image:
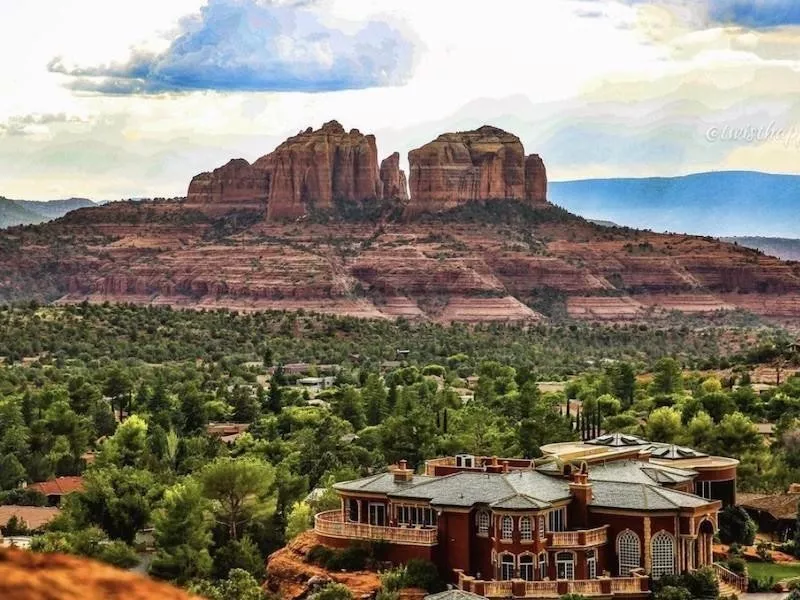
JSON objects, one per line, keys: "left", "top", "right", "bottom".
{"left": 585, "top": 433, "right": 650, "bottom": 447}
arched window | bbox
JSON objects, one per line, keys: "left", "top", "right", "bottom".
{"left": 556, "top": 552, "right": 574, "bottom": 580}
{"left": 587, "top": 549, "right": 597, "bottom": 579}
{"left": 651, "top": 531, "right": 676, "bottom": 578}
{"left": 501, "top": 516, "right": 514, "bottom": 540}
{"left": 617, "top": 530, "right": 641, "bottom": 576}
{"left": 538, "top": 516, "right": 545, "bottom": 538}
{"left": 519, "top": 554, "right": 535, "bottom": 581}
{"left": 477, "top": 510, "right": 490, "bottom": 536}
{"left": 500, "top": 553, "right": 515, "bottom": 580}
{"left": 520, "top": 516, "right": 533, "bottom": 541}
{"left": 538, "top": 552, "right": 548, "bottom": 580}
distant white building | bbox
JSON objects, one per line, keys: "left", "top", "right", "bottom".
{"left": 298, "top": 376, "right": 336, "bottom": 394}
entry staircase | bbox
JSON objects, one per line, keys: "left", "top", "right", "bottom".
{"left": 712, "top": 562, "right": 748, "bottom": 596}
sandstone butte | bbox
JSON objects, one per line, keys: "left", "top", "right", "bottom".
{"left": 187, "top": 120, "right": 409, "bottom": 220}
{"left": 0, "top": 547, "right": 196, "bottom": 600}
{"left": 406, "top": 125, "right": 547, "bottom": 215}
{"left": 186, "top": 122, "right": 546, "bottom": 221}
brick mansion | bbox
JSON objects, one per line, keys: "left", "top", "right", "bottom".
{"left": 313, "top": 434, "right": 742, "bottom": 599}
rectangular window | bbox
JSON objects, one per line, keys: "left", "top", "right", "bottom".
{"left": 696, "top": 480, "right": 713, "bottom": 499}
{"left": 539, "top": 516, "right": 545, "bottom": 538}
{"left": 347, "top": 499, "right": 358, "bottom": 522}
{"left": 548, "top": 508, "right": 567, "bottom": 532}
{"left": 539, "top": 554, "right": 548, "bottom": 580}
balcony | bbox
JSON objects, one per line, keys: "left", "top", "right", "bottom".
{"left": 314, "top": 510, "right": 438, "bottom": 546}
{"left": 455, "top": 571, "right": 649, "bottom": 599}
{"left": 547, "top": 525, "right": 608, "bottom": 548}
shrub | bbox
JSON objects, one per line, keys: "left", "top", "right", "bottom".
{"left": 756, "top": 541, "right": 774, "bottom": 563}
{"left": 725, "top": 557, "right": 747, "bottom": 576}
{"left": 97, "top": 541, "right": 140, "bottom": 569}
{"left": 1, "top": 515, "right": 31, "bottom": 537}
{"left": 327, "top": 545, "right": 370, "bottom": 571}
{"left": 307, "top": 545, "right": 335, "bottom": 567}
{"left": 718, "top": 506, "right": 757, "bottom": 546}
{"left": 653, "top": 586, "right": 691, "bottom": 600}
{"left": 747, "top": 576, "right": 775, "bottom": 593}
{"left": 379, "top": 559, "right": 444, "bottom": 593}
{"left": 311, "top": 583, "right": 354, "bottom": 600}
{"left": 683, "top": 567, "right": 719, "bottom": 599}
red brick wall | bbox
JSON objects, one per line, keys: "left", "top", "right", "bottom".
{"left": 437, "top": 511, "right": 471, "bottom": 581}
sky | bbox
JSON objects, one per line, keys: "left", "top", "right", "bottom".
{"left": 2, "top": 0, "right": 800, "bottom": 200}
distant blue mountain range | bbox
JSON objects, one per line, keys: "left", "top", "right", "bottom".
{"left": 549, "top": 171, "right": 800, "bottom": 238}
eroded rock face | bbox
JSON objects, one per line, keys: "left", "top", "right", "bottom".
{"left": 256, "top": 120, "right": 382, "bottom": 220}
{"left": 407, "top": 125, "right": 547, "bottom": 214}
{"left": 186, "top": 158, "right": 268, "bottom": 218}
{"left": 186, "top": 121, "right": 383, "bottom": 220}
{"left": 525, "top": 154, "right": 548, "bottom": 205}
{"left": 380, "top": 152, "right": 409, "bottom": 200}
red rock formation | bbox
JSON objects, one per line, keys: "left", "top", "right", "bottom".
{"left": 407, "top": 125, "right": 525, "bottom": 213}
{"left": 406, "top": 125, "right": 548, "bottom": 214}
{"left": 0, "top": 548, "right": 195, "bottom": 600}
{"left": 380, "top": 152, "right": 409, "bottom": 200}
{"left": 266, "top": 532, "right": 381, "bottom": 600}
{"left": 186, "top": 158, "right": 268, "bottom": 218}
{"left": 256, "top": 121, "right": 382, "bottom": 220}
{"left": 525, "top": 154, "right": 548, "bottom": 204}
{"left": 186, "top": 121, "right": 383, "bottom": 220}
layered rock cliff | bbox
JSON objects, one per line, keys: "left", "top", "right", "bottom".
{"left": 406, "top": 125, "right": 546, "bottom": 214}
{"left": 257, "top": 121, "right": 383, "bottom": 219}
{"left": 525, "top": 154, "right": 548, "bottom": 205}
{"left": 380, "top": 152, "right": 409, "bottom": 200}
{"left": 186, "top": 158, "right": 268, "bottom": 218}
{"left": 187, "top": 121, "right": 387, "bottom": 220}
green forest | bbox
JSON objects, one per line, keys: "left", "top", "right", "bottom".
{"left": 0, "top": 302, "right": 798, "bottom": 598}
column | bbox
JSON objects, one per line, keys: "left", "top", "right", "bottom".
{"left": 358, "top": 499, "right": 362, "bottom": 523}
{"left": 643, "top": 517, "right": 652, "bottom": 574}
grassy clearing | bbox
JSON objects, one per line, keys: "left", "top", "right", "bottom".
{"left": 747, "top": 561, "right": 800, "bottom": 581}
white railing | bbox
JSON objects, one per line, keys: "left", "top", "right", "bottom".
{"left": 484, "top": 581, "right": 513, "bottom": 597}
{"left": 523, "top": 581, "right": 558, "bottom": 597}
{"left": 548, "top": 526, "right": 608, "bottom": 547}
{"left": 314, "top": 511, "right": 438, "bottom": 546}
{"left": 610, "top": 577, "right": 642, "bottom": 594}
{"left": 713, "top": 562, "right": 748, "bottom": 593}
{"left": 569, "top": 580, "right": 604, "bottom": 595}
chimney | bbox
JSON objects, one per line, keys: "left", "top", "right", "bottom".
{"left": 393, "top": 459, "right": 415, "bottom": 483}
{"left": 568, "top": 471, "right": 592, "bottom": 528}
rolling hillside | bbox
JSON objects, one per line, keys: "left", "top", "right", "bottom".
{"left": 0, "top": 197, "right": 95, "bottom": 228}
{"left": 549, "top": 171, "right": 800, "bottom": 238}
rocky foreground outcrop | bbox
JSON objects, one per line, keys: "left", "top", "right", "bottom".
{"left": 407, "top": 125, "right": 547, "bottom": 214}
{"left": 266, "top": 531, "right": 381, "bottom": 600}
{"left": 0, "top": 548, "right": 195, "bottom": 600}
